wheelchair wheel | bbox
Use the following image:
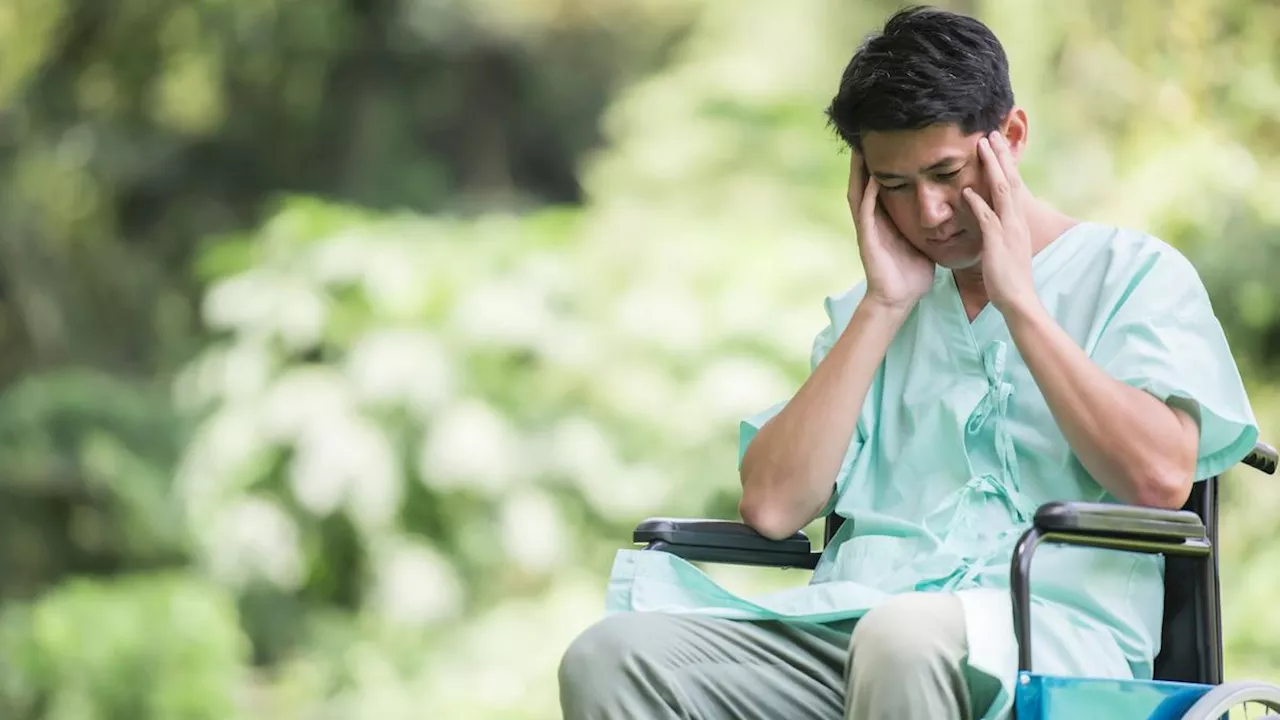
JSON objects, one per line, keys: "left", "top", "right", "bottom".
{"left": 1178, "top": 681, "right": 1280, "bottom": 719}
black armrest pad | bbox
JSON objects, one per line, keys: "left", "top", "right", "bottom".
{"left": 1245, "top": 441, "right": 1278, "bottom": 475}
{"left": 1034, "top": 501, "right": 1205, "bottom": 541}
{"left": 634, "top": 518, "right": 811, "bottom": 554}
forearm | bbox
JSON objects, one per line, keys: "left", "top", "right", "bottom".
{"left": 739, "top": 298, "right": 908, "bottom": 539}
{"left": 1005, "top": 302, "right": 1198, "bottom": 508}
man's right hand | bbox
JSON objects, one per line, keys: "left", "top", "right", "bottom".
{"left": 740, "top": 156, "right": 928, "bottom": 540}
{"left": 847, "top": 154, "right": 936, "bottom": 310}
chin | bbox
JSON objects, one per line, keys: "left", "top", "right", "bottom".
{"left": 918, "top": 234, "right": 982, "bottom": 271}
{"left": 934, "top": 252, "right": 982, "bottom": 271}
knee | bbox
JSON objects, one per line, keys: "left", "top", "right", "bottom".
{"left": 558, "top": 612, "right": 670, "bottom": 699}
{"left": 560, "top": 613, "right": 632, "bottom": 679}
{"left": 849, "top": 592, "right": 965, "bottom": 674}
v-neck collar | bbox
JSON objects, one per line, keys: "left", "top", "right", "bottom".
{"left": 938, "top": 220, "right": 1093, "bottom": 332}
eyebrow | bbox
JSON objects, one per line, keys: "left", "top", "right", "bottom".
{"left": 872, "top": 155, "right": 967, "bottom": 181}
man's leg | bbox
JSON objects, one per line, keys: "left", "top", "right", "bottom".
{"left": 845, "top": 592, "right": 1001, "bottom": 720}
{"left": 559, "top": 611, "right": 851, "bottom": 719}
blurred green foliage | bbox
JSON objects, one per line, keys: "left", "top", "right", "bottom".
{"left": 0, "top": 0, "right": 1278, "bottom": 717}
{"left": 0, "top": 574, "right": 247, "bottom": 720}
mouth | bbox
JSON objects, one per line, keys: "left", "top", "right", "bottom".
{"left": 926, "top": 230, "right": 965, "bottom": 245}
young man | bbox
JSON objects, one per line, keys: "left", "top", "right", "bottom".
{"left": 558, "top": 7, "right": 1259, "bottom": 719}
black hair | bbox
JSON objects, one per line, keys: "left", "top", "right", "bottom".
{"left": 825, "top": 6, "right": 1014, "bottom": 151}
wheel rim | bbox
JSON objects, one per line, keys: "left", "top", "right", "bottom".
{"left": 1181, "top": 682, "right": 1280, "bottom": 719}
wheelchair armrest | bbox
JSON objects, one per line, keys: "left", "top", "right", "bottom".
{"left": 1013, "top": 500, "right": 1213, "bottom": 673}
{"left": 634, "top": 518, "right": 818, "bottom": 570}
{"left": 1034, "top": 501, "right": 1205, "bottom": 541}
{"left": 1244, "top": 441, "right": 1278, "bottom": 475}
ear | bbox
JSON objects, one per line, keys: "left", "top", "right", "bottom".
{"left": 1000, "top": 108, "right": 1029, "bottom": 162}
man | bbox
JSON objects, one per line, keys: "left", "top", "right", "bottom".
{"left": 558, "top": 6, "right": 1259, "bottom": 719}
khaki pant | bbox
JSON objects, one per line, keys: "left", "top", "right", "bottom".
{"left": 558, "top": 591, "right": 1001, "bottom": 720}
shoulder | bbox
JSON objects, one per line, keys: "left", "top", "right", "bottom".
{"left": 1071, "top": 222, "right": 1204, "bottom": 287}
{"left": 1061, "top": 223, "right": 1222, "bottom": 338}
{"left": 820, "top": 280, "right": 869, "bottom": 333}
{"left": 807, "top": 280, "right": 867, "bottom": 367}
{"left": 1062, "top": 222, "right": 1212, "bottom": 310}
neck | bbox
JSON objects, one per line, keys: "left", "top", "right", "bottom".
{"left": 953, "top": 194, "right": 1078, "bottom": 299}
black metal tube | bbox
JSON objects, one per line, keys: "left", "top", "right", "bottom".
{"left": 1011, "top": 527, "right": 1042, "bottom": 673}
{"left": 1202, "top": 485, "right": 1223, "bottom": 685}
{"left": 1009, "top": 529, "right": 1212, "bottom": 675}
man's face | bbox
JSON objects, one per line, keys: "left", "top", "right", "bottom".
{"left": 860, "top": 123, "right": 1000, "bottom": 270}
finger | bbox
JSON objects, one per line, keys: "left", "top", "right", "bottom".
{"left": 847, "top": 153, "right": 866, "bottom": 206}
{"left": 989, "top": 131, "right": 1023, "bottom": 193}
{"left": 976, "top": 136, "right": 1013, "bottom": 219}
{"left": 855, "top": 169, "right": 875, "bottom": 213}
{"left": 962, "top": 186, "right": 1000, "bottom": 237}
{"left": 860, "top": 178, "right": 890, "bottom": 237}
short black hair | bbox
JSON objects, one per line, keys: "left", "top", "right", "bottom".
{"left": 825, "top": 6, "right": 1014, "bottom": 151}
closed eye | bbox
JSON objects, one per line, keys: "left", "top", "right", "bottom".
{"left": 879, "top": 166, "right": 963, "bottom": 191}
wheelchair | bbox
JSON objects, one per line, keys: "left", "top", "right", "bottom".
{"left": 633, "top": 442, "right": 1280, "bottom": 719}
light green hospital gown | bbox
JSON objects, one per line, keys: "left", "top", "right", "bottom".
{"left": 603, "top": 222, "right": 1260, "bottom": 719}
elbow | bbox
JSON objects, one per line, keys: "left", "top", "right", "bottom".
{"left": 738, "top": 461, "right": 804, "bottom": 541}
{"left": 1126, "top": 405, "right": 1200, "bottom": 510}
{"left": 738, "top": 458, "right": 830, "bottom": 541}
{"left": 1128, "top": 465, "right": 1194, "bottom": 510}
{"left": 738, "top": 495, "right": 802, "bottom": 541}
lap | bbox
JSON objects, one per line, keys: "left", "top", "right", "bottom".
{"left": 851, "top": 592, "right": 1000, "bottom": 719}
{"left": 561, "top": 611, "right": 850, "bottom": 719}
{"left": 559, "top": 592, "right": 996, "bottom": 720}
{"left": 852, "top": 590, "right": 967, "bottom": 657}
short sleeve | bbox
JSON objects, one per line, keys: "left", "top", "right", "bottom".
{"left": 737, "top": 284, "right": 873, "bottom": 516}
{"left": 1090, "top": 249, "right": 1258, "bottom": 480}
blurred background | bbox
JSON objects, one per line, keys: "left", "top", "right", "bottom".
{"left": 0, "top": 0, "right": 1278, "bottom": 717}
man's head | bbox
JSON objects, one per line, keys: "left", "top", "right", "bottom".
{"left": 826, "top": 6, "right": 1025, "bottom": 270}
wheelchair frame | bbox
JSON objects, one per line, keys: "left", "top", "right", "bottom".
{"left": 632, "top": 442, "right": 1280, "bottom": 719}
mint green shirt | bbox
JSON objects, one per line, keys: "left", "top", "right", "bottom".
{"left": 604, "top": 222, "right": 1258, "bottom": 719}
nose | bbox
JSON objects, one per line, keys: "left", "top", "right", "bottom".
{"left": 916, "top": 185, "right": 954, "bottom": 230}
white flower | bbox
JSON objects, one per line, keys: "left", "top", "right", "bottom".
{"left": 546, "top": 416, "right": 620, "bottom": 483}
{"left": 361, "top": 242, "right": 429, "bottom": 318}
{"left": 692, "top": 355, "right": 793, "bottom": 424}
{"left": 451, "top": 277, "right": 554, "bottom": 350}
{"left": 309, "top": 231, "right": 375, "bottom": 285}
{"left": 594, "top": 362, "right": 677, "bottom": 427}
{"left": 175, "top": 403, "right": 269, "bottom": 515}
{"left": 289, "top": 413, "right": 402, "bottom": 529}
{"left": 578, "top": 463, "right": 673, "bottom": 522}
{"left": 203, "top": 270, "right": 273, "bottom": 332}
{"left": 206, "top": 497, "right": 304, "bottom": 590}
{"left": 369, "top": 540, "right": 463, "bottom": 627}
{"left": 203, "top": 270, "right": 328, "bottom": 349}
{"left": 612, "top": 283, "right": 706, "bottom": 356}
{"left": 261, "top": 366, "right": 353, "bottom": 443}
{"left": 275, "top": 282, "right": 330, "bottom": 350}
{"left": 500, "top": 490, "right": 564, "bottom": 574}
{"left": 220, "top": 340, "right": 275, "bottom": 401}
{"left": 550, "top": 424, "right": 676, "bottom": 520}
{"left": 172, "top": 340, "right": 276, "bottom": 413}
{"left": 345, "top": 329, "right": 454, "bottom": 417}
{"left": 419, "top": 400, "right": 526, "bottom": 493}
{"left": 535, "top": 319, "right": 601, "bottom": 372}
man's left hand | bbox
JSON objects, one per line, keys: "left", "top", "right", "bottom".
{"left": 963, "top": 131, "right": 1038, "bottom": 317}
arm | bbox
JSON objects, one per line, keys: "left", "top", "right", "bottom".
{"left": 964, "top": 131, "right": 1199, "bottom": 509}
{"left": 1004, "top": 303, "right": 1199, "bottom": 509}
{"left": 739, "top": 297, "right": 907, "bottom": 540}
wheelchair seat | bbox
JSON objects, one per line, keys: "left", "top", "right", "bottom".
{"left": 633, "top": 442, "right": 1280, "bottom": 719}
